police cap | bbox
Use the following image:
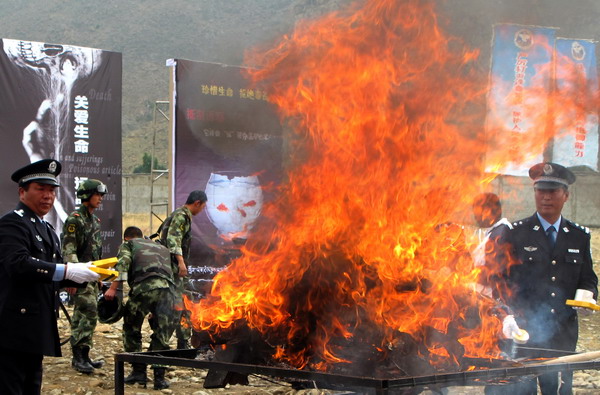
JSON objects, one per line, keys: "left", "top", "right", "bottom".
{"left": 529, "top": 162, "right": 576, "bottom": 190}
{"left": 11, "top": 159, "right": 61, "bottom": 187}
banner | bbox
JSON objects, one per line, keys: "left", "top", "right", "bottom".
{"left": 170, "top": 59, "right": 283, "bottom": 295}
{"left": 552, "top": 38, "right": 599, "bottom": 170}
{"left": 485, "top": 24, "right": 557, "bottom": 176}
{"left": 0, "top": 39, "right": 122, "bottom": 256}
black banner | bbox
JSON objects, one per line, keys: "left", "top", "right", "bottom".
{"left": 0, "top": 39, "right": 122, "bottom": 256}
{"left": 172, "top": 59, "right": 283, "bottom": 295}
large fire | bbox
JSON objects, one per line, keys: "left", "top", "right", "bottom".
{"left": 185, "top": 0, "right": 593, "bottom": 376}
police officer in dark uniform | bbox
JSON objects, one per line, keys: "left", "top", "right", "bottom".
{"left": 0, "top": 159, "right": 99, "bottom": 394}
{"left": 495, "top": 162, "right": 598, "bottom": 395}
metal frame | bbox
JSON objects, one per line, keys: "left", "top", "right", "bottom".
{"left": 149, "top": 100, "right": 170, "bottom": 233}
{"left": 114, "top": 349, "right": 600, "bottom": 395}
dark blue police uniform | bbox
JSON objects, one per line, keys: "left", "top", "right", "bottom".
{"left": 492, "top": 163, "right": 598, "bottom": 395}
{"left": 0, "top": 159, "right": 75, "bottom": 394}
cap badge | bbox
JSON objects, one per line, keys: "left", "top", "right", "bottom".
{"left": 48, "top": 161, "right": 57, "bottom": 174}
{"left": 543, "top": 164, "right": 554, "bottom": 175}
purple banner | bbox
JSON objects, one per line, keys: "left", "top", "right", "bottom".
{"left": 171, "top": 59, "right": 283, "bottom": 295}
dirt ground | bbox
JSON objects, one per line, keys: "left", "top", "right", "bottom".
{"left": 40, "top": 231, "right": 600, "bottom": 395}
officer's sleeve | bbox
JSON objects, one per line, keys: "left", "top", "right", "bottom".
{"left": 61, "top": 215, "right": 80, "bottom": 262}
{"left": 578, "top": 234, "right": 598, "bottom": 299}
{"left": 0, "top": 214, "right": 57, "bottom": 282}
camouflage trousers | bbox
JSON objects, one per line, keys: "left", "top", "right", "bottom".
{"left": 123, "top": 287, "right": 177, "bottom": 352}
{"left": 172, "top": 277, "right": 192, "bottom": 344}
{"left": 70, "top": 282, "right": 99, "bottom": 347}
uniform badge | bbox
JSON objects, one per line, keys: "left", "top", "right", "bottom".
{"left": 13, "top": 209, "right": 24, "bottom": 217}
{"left": 30, "top": 217, "right": 36, "bottom": 222}
{"left": 568, "top": 249, "right": 580, "bottom": 253}
{"left": 67, "top": 224, "right": 76, "bottom": 233}
{"left": 36, "top": 235, "right": 42, "bottom": 241}
{"left": 563, "top": 227, "right": 569, "bottom": 233}
{"left": 533, "top": 225, "right": 540, "bottom": 231}
{"left": 524, "top": 246, "right": 538, "bottom": 252}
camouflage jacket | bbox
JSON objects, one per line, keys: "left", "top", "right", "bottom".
{"left": 61, "top": 205, "right": 102, "bottom": 262}
{"left": 115, "top": 238, "right": 175, "bottom": 296}
{"left": 159, "top": 206, "right": 192, "bottom": 261}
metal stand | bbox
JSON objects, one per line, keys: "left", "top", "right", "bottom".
{"left": 114, "top": 348, "right": 600, "bottom": 395}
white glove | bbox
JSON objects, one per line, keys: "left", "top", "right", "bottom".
{"left": 574, "top": 289, "right": 596, "bottom": 316}
{"left": 502, "top": 315, "right": 529, "bottom": 344}
{"left": 65, "top": 262, "right": 100, "bottom": 284}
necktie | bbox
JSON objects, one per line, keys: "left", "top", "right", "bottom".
{"left": 546, "top": 225, "right": 557, "bottom": 249}
{"left": 42, "top": 220, "right": 54, "bottom": 242}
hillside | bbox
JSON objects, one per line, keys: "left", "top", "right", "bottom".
{"left": 0, "top": 0, "right": 345, "bottom": 172}
{"left": 2, "top": 0, "right": 600, "bottom": 172}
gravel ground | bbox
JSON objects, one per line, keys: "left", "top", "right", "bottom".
{"left": 39, "top": 231, "right": 600, "bottom": 395}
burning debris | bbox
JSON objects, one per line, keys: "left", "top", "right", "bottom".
{"left": 182, "top": 0, "right": 590, "bottom": 381}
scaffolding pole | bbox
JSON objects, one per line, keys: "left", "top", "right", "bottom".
{"left": 150, "top": 100, "right": 170, "bottom": 234}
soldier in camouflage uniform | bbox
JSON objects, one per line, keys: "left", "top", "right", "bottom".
{"left": 159, "top": 190, "right": 207, "bottom": 349}
{"left": 62, "top": 179, "right": 107, "bottom": 374}
{"left": 104, "top": 226, "right": 176, "bottom": 390}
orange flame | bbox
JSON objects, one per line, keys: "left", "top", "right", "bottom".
{"left": 185, "top": 0, "right": 594, "bottom": 374}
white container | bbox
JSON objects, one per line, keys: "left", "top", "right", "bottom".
{"left": 205, "top": 173, "right": 263, "bottom": 239}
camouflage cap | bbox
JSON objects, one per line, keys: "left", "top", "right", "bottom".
{"left": 77, "top": 179, "right": 107, "bottom": 200}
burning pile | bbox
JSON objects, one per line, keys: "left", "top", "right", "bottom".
{"left": 183, "top": 0, "right": 580, "bottom": 378}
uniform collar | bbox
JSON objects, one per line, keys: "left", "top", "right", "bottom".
{"left": 180, "top": 205, "right": 193, "bottom": 217}
{"left": 76, "top": 204, "right": 93, "bottom": 218}
{"left": 16, "top": 201, "right": 42, "bottom": 222}
{"left": 536, "top": 212, "right": 561, "bottom": 232}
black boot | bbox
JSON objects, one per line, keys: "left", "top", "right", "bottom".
{"left": 176, "top": 338, "right": 190, "bottom": 350}
{"left": 153, "top": 367, "right": 170, "bottom": 390}
{"left": 71, "top": 346, "right": 94, "bottom": 374}
{"left": 124, "top": 363, "right": 147, "bottom": 386}
{"left": 81, "top": 345, "right": 104, "bottom": 369}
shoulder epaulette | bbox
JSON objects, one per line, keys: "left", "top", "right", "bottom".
{"left": 567, "top": 219, "right": 590, "bottom": 234}
{"left": 510, "top": 216, "right": 536, "bottom": 230}
{"left": 511, "top": 220, "right": 525, "bottom": 229}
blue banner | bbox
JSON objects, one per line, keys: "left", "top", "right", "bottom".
{"left": 552, "top": 38, "right": 599, "bottom": 170}
{"left": 485, "top": 24, "right": 557, "bottom": 176}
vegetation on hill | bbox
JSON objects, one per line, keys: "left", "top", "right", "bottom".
{"left": 0, "top": 0, "right": 344, "bottom": 172}
{"left": 2, "top": 0, "right": 599, "bottom": 173}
